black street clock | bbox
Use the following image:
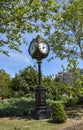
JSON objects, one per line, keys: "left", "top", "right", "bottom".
{"left": 28, "top": 35, "right": 50, "bottom": 59}
{"left": 28, "top": 35, "right": 51, "bottom": 120}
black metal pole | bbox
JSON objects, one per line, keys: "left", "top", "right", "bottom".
{"left": 37, "top": 59, "right": 42, "bottom": 86}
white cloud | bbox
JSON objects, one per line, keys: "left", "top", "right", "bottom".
{"left": 9, "top": 52, "right": 30, "bottom": 63}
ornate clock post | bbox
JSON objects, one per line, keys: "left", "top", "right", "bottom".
{"left": 28, "top": 35, "right": 51, "bottom": 120}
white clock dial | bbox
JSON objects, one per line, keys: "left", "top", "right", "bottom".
{"left": 29, "top": 42, "right": 36, "bottom": 55}
{"left": 39, "top": 42, "right": 49, "bottom": 54}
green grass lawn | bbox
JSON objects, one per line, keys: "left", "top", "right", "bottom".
{"left": 0, "top": 115, "right": 83, "bottom": 130}
{"left": 0, "top": 117, "right": 65, "bottom": 130}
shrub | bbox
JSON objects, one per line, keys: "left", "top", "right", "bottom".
{"left": 63, "top": 97, "right": 78, "bottom": 107}
{"left": 46, "top": 99, "right": 55, "bottom": 109}
{"left": 0, "top": 97, "right": 35, "bottom": 117}
{"left": 77, "top": 96, "right": 83, "bottom": 105}
{"left": 47, "top": 99, "right": 63, "bottom": 109}
{"left": 52, "top": 102, "right": 67, "bottom": 123}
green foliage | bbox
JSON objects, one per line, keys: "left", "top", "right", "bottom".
{"left": 66, "top": 59, "right": 79, "bottom": 73}
{"left": 10, "top": 66, "right": 37, "bottom": 98}
{"left": 77, "top": 95, "right": 83, "bottom": 105}
{"left": 74, "top": 73, "right": 83, "bottom": 96}
{"left": 0, "top": 97, "right": 35, "bottom": 117}
{"left": 43, "top": 76, "right": 66, "bottom": 100}
{"left": 62, "top": 97, "right": 78, "bottom": 107}
{"left": 0, "top": 0, "right": 60, "bottom": 56}
{"left": 61, "top": 60, "right": 83, "bottom": 97}
{"left": 0, "top": 69, "right": 12, "bottom": 98}
{"left": 0, "top": 98, "right": 67, "bottom": 118}
{"left": 52, "top": 102, "right": 67, "bottom": 123}
{"left": 46, "top": 99, "right": 63, "bottom": 109}
{"left": 45, "top": 0, "right": 83, "bottom": 60}
{"left": 1, "top": 0, "right": 83, "bottom": 62}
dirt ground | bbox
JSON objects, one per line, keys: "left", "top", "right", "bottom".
{"left": 60, "top": 106, "right": 83, "bottom": 130}
{"left": 60, "top": 120, "right": 83, "bottom": 130}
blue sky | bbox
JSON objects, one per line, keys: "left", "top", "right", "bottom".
{"left": 0, "top": 32, "right": 83, "bottom": 78}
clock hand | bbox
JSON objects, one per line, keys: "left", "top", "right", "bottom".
{"left": 43, "top": 45, "right": 45, "bottom": 49}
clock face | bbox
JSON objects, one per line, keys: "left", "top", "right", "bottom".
{"left": 29, "top": 42, "right": 36, "bottom": 56}
{"left": 38, "top": 42, "right": 49, "bottom": 54}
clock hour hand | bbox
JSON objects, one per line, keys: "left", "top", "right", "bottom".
{"left": 43, "top": 45, "right": 45, "bottom": 49}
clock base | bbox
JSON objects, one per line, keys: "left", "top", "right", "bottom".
{"left": 31, "top": 108, "right": 51, "bottom": 120}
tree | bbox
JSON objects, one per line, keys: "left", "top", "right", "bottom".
{"left": 44, "top": 0, "right": 83, "bottom": 60}
{"left": 10, "top": 66, "right": 38, "bottom": 97}
{"left": 0, "top": 0, "right": 59, "bottom": 56}
{"left": 43, "top": 75, "right": 66, "bottom": 100}
{"left": 0, "top": 69, "right": 11, "bottom": 98}
{"left": 73, "top": 70, "right": 83, "bottom": 97}
{"left": 61, "top": 59, "right": 83, "bottom": 97}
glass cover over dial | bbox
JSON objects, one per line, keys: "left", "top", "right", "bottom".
{"left": 29, "top": 42, "right": 36, "bottom": 56}
{"left": 38, "top": 42, "right": 49, "bottom": 54}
